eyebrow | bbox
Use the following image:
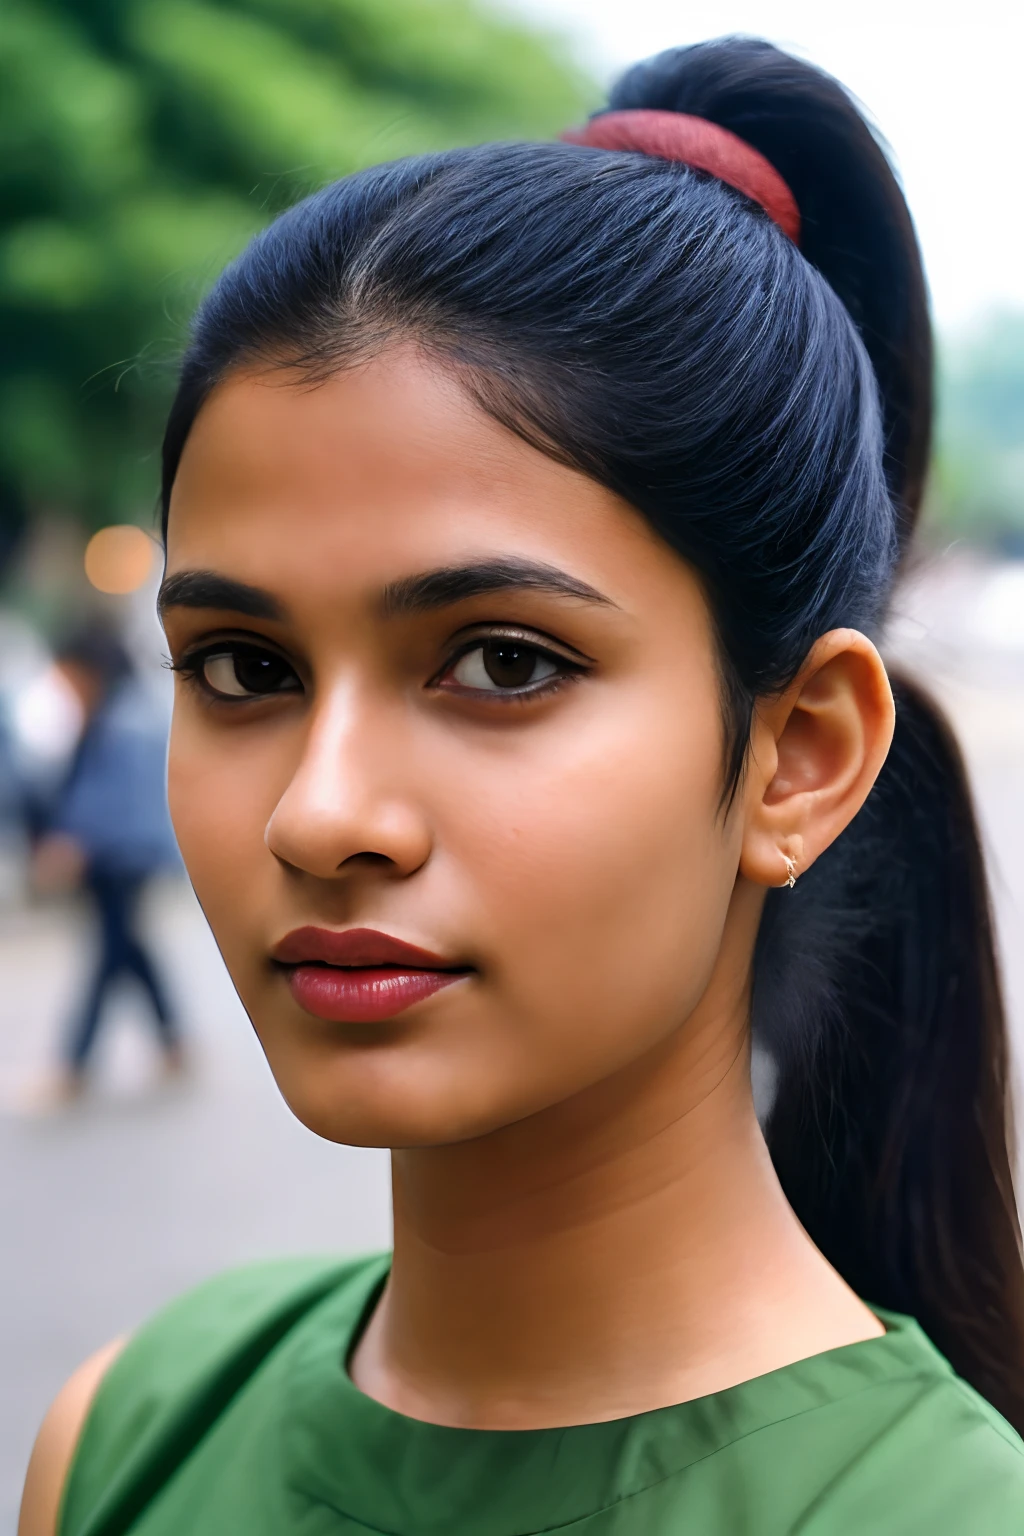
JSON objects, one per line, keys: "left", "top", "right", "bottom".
{"left": 157, "top": 558, "right": 615, "bottom": 626}
{"left": 157, "top": 571, "right": 286, "bottom": 621}
{"left": 381, "top": 559, "right": 615, "bottom": 617}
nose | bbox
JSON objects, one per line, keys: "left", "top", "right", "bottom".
{"left": 264, "top": 688, "right": 432, "bottom": 881}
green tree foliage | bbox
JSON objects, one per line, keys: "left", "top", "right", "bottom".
{"left": 929, "top": 313, "right": 1024, "bottom": 548}
{"left": 0, "top": 0, "right": 591, "bottom": 536}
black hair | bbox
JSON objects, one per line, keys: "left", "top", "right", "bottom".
{"left": 159, "top": 38, "right": 1024, "bottom": 1428}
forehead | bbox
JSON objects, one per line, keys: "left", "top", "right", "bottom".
{"left": 166, "top": 348, "right": 689, "bottom": 615}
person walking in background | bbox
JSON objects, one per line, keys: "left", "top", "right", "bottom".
{"left": 30, "top": 621, "right": 184, "bottom": 1102}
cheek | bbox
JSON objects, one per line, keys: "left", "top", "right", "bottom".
{"left": 166, "top": 710, "right": 282, "bottom": 960}
{"left": 443, "top": 688, "right": 737, "bottom": 1061}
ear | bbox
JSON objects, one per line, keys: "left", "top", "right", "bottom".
{"left": 738, "top": 629, "right": 895, "bottom": 889}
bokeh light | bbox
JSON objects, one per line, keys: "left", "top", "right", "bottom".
{"left": 83, "top": 524, "right": 155, "bottom": 594}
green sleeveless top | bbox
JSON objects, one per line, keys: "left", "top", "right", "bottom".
{"left": 59, "top": 1254, "right": 1024, "bottom": 1536}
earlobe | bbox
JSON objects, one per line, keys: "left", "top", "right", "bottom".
{"left": 738, "top": 629, "right": 894, "bottom": 889}
{"left": 739, "top": 824, "right": 806, "bottom": 891}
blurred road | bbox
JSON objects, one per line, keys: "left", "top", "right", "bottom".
{"left": 3, "top": 552, "right": 1024, "bottom": 1532}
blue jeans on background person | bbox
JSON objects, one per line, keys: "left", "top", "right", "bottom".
{"left": 66, "top": 868, "right": 180, "bottom": 1073}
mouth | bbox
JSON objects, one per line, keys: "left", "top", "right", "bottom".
{"left": 270, "top": 926, "right": 473, "bottom": 1024}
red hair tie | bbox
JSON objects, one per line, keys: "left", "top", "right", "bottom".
{"left": 561, "top": 109, "right": 801, "bottom": 246}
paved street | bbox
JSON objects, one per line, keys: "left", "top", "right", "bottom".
{"left": 3, "top": 554, "right": 1024, "bottom": 1532}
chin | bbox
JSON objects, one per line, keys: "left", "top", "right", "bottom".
{"left": 279, "top": 1094, "right": 511, "bottom": 1152}
{"left": 265, "top": 1048, "right": 529, "bottom": 1151}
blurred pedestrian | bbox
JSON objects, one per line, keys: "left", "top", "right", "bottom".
{"left": 29, "top": 621, "right": 184, "bottom": 1102}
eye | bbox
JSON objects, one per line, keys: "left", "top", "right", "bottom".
{"left": 449, "top": 640, "right": 560, "bottom": 693}
{"left": 195, "top": 645, "right": 301, "bottom": 699}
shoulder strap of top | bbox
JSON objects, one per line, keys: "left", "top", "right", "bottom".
{"left": 59, "top": 1253, "right": 383, "bottom": 1536}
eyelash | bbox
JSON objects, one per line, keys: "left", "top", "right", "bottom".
{"left": 170, "top": 630, "right": 589, "bottom": 706}
{"left": 432, "top": 630, "right": 588, "bottom": 700}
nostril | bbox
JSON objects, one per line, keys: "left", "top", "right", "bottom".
{"left": 337, "top": 851, "right": 398, "bottom": 872}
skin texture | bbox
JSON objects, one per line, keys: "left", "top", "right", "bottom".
{"left": 22, "top": 346, "right": 896, "bottom": 1524}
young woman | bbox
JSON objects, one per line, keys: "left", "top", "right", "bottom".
{"left": 20, "top": 36, "right": 1024, "bottom": 1536}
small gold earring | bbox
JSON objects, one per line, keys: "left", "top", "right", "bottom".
{"left": 782, "top": 855, "right": 797, "bottom": 889}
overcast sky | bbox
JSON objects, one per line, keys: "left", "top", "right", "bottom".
{"left": 500, "top": 0, "right": 1020, "bottom": 333}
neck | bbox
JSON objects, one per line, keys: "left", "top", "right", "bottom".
{"left": 350, "top": 964, "right": 880, "bottom": 1427}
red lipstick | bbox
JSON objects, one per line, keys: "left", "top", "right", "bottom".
{"left": 271, "top": 927, "right": 470, "bottom": 1023}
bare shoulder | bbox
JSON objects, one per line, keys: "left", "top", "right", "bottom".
{"left": 18, "top": 1339, "right": 127, "bottom": 1536}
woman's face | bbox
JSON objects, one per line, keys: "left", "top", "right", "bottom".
{"left": 163, "top": 349, "right": 752, "bottom": 1147}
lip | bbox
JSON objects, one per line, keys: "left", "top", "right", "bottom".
{"left": 271, "top": 926, "right": 471, "bottom": 1024}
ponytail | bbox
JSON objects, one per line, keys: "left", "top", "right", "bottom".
{"left": 608, "top": 38, "right": 934, "bottom": 532}
{"left": 756, "top": 671, "right": 1024, "bottom": 1427}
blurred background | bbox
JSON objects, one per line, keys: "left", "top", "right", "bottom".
{"left": 2, "top": 0, "right": 1023, "bottom": 1525}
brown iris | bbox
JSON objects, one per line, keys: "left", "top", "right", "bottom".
{"left": 480, "top": 641, "right": 540, "bottom": 688}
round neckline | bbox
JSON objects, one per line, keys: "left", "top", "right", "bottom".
{"left": 282, "top": 1255, "right": 948, "bottom": 1536}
